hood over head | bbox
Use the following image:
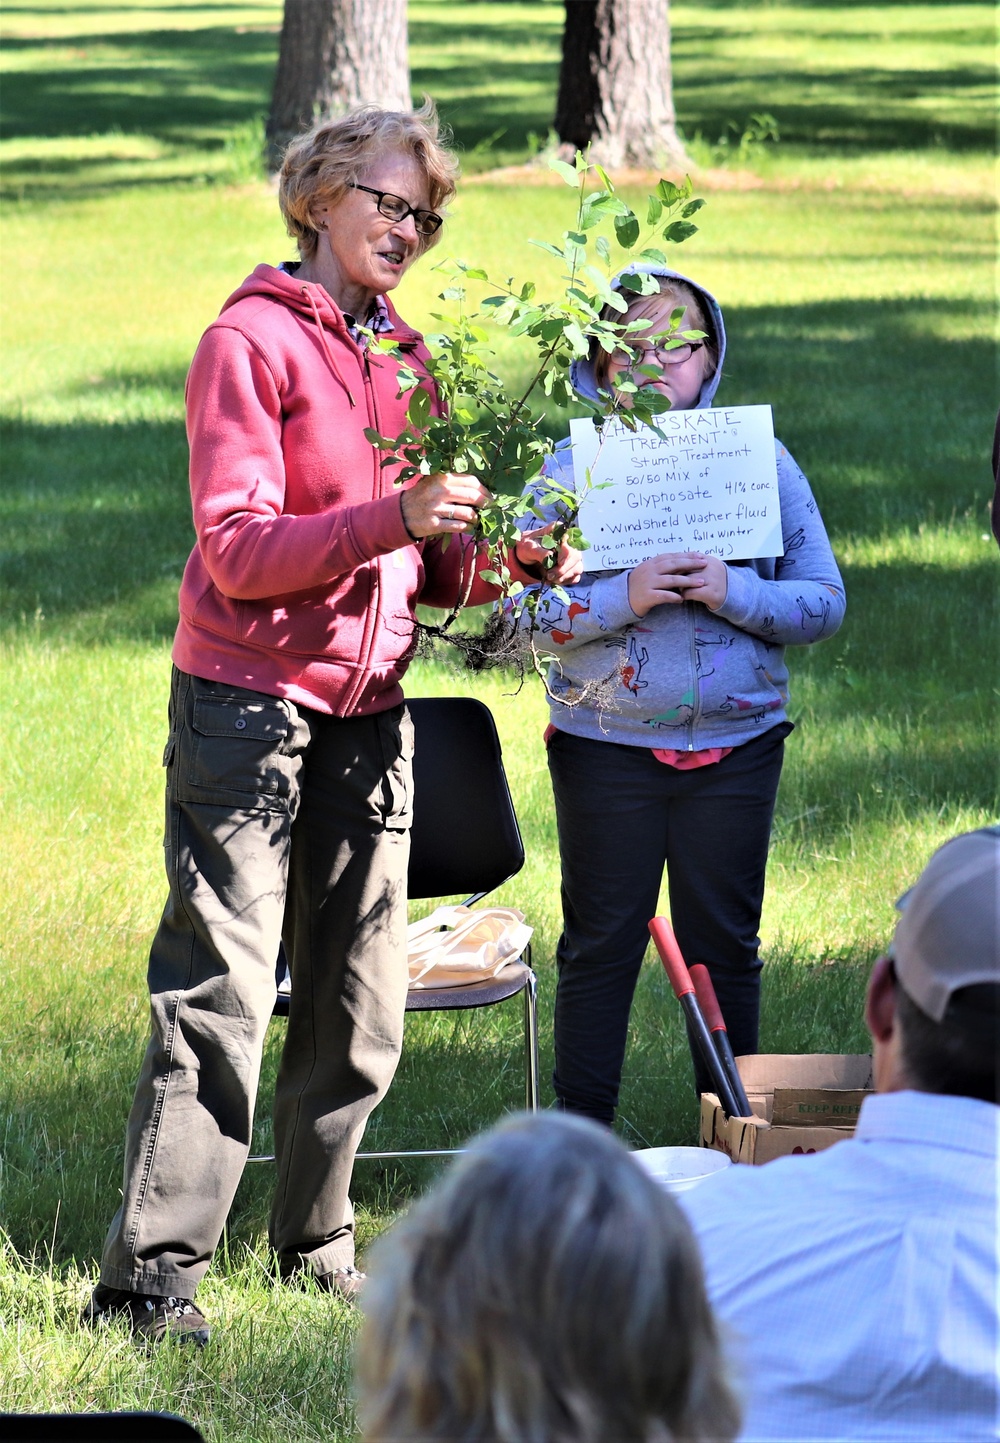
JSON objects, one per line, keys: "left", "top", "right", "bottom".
{"left": 570, "top": 264, "right": 726, "bottom": 410}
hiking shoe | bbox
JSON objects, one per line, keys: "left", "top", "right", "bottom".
{"left": 315, "top": 1264, "right": 367, "bottom": 1300}
{"left": 82, "top": 1284, "right": 210, "bottom": 1346}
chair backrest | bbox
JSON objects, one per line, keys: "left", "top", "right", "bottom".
{"left": 0, "top": 1416, "right": 203, "bottom": 1440}
{"left": 406, "top": 696, "right": 525, "bottom": 902}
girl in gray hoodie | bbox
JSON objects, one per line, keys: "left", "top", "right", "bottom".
{"left": 514, "top": 268, "right": 845, "bottom": 1122}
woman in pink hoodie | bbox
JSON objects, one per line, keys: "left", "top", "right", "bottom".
{"left": 83, "top": 103, "right": 577, "bottom": 1345}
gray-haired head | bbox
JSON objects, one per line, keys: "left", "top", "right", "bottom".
{"left": 355, "top": 1111, "right": 741, "bottom": 1443}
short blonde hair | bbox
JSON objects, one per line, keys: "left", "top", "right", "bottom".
{"left": 278, "top": 99, "right": 459, "bottom": 260}
{"left": 594, "top": 279, "right": 717, "bottom": 390}
{"left": 355, "top": 1113, "right": 741, "bottom": 1443}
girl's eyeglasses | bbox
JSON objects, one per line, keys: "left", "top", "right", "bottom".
{"left": 612, "top": 340, "right": 708, "bottom": 368}
{"left": 346, "top": 183, "right": 443, "bottom": 237}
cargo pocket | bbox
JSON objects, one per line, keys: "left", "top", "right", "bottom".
{"left": 377, "top": 706, "right": 414, "bottom": 832}
{"left": 187, "top": 693, "right": 293, "bottom": 807}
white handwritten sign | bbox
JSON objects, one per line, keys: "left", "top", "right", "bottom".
{"left": 570, "top": 405, "right": 782, "bottom": 569}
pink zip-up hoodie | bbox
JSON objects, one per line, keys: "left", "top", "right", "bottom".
{"left": 174, "top": 264, "right": 526, "bottom": 716}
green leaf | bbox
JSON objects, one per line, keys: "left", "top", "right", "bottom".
{"left": 656, "top": 179, "right": 682, "bottom": 206}
{"left": 364, "top": 427, "right": 396, "bottom": 448}
{"left": 594, "top": 163, "right": 615, "bottom": 192}
{"left": 613, "top": 211, "right": 641, "bottom": 249}
{"left": 595, "top": 235, "right": 611, "bottom": 263}
{"left": 637, "top": 247, "right": 667, "bottom": 265}
{"left": 407, "top": 387, "right": 431, "bottom": 428}
{"left": 439, "top": 285, "right": 466, "bottom": 301}
{"left": 548, "top": 158, "right": 580, "bottom": 187}
{"left": 527, "top": 239, "right": 566, "bottom": 260}
{"left": 579, "top": 192, "right": 628, "bottom": 229}
{"left": 662, "top": 220, "right": 699, "bottom": 244}
{"left": 646, "top": 196, "right": 663, "bottom": 225}
{"left": 566, "top": 230, "right": 588, "bottom": 248}
{"left": 563, "top": 321, "right": 589, "bottom": 355}
{"left": 617, "top": 270, "right": 661, "bottom": 296}
{"left": 681, "top": 199, "right": 706, "bottom": 218}
{"left": 583, "top": 266, "right": 627, "bottom": 312}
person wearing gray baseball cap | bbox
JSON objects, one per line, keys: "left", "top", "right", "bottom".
{"left": 677, "top": 827, "right": 999, "bottom": 1441}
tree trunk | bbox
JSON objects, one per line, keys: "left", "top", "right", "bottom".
{"left": 266, "top": 0, "right": 410, "bottom": 172}
{"left": 554, "top": 0, "right": 688, "bottom": 169}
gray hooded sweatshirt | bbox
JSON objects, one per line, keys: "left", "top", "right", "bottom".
{"left": 513, "top": 266, "right": 846, "bottom": 752}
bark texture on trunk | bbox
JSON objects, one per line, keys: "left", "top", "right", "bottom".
{"left": 554, "top": 0, "right": 688, "bottom": 169}
{"left": 266, "top": 0, "right": 410, "bottom": 172}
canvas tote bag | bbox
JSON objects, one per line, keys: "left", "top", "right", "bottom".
{"left": 406, "top": 904, "right": 533, "bottom": 989}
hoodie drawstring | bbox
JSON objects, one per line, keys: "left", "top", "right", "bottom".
{"left": 302, "top": 285, "right": 357, "bottom": 408}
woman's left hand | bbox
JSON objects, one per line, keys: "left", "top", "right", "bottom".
{"left": 515, "top": 524, "right": 586, "bottom": 585}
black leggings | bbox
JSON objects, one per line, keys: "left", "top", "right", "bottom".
{"left": 548, "top": 723, "right": 791, "bottom": 1124}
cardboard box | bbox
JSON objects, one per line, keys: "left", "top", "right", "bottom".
{"left": 700, "top": 1054, "right": 874, "bottom": 1165}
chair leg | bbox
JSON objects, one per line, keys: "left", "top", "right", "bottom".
{"left": 523, "top": 966, "right": 540, "bottom": 1112}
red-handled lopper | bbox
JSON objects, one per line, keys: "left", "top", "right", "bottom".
{"left": 689, "top": 963, "right": 753, "bottom": 1118}
{"left": 648, "top": 916, "right": 743, "bottom": 1119}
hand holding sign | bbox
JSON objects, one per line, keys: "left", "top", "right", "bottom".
{"left": 572, "top": 405, "right": 783, "bottom": 568}
{"left": 626, "top": 552, "right": 729, "bottom": 615}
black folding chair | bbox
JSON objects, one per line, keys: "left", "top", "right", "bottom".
{"left": 0, "top": 1415, "right": 203, "bottom": 1440}
{"left": 253, "top": 695, "right": 539, "bottom": 1163}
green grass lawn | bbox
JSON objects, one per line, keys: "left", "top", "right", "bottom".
{"left": 1, "top": 1, "right": 997, "bottom": 1436}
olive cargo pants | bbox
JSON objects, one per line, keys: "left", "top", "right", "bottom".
{"left": 98, "top": 668, "right": 413, "bottom": 1297}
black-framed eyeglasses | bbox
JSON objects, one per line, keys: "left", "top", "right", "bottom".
{"left": 612, "top": 340, "right": 708, "bottom": 368}
{"left": 346, "top": 183, "right": 443, "bottom": 236}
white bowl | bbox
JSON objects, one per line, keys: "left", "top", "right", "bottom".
{"left": 632, "top": 1145, "right": 731, "bottom": 1194}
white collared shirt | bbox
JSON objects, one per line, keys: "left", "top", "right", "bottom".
{"left": 681, "top": 1091, "right": 1000, "bottom": 1440}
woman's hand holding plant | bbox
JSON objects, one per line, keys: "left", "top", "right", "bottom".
{"left": 400, "top": 472, "right": 491, "bottom": 537}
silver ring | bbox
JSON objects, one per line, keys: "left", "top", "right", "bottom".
{"left": 446, "top": 507, "right": 454, "bottom": 520}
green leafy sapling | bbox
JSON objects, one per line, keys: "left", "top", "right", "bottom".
{"left": 364, "top": 154, "right": 707, "bottom": 684}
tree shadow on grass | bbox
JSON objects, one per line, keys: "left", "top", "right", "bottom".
{"left": 1, "top": 401, "right": 192, "bottom": 642}
{"left": 4, "top": 6, "right": 990, "bottom": 202}
{"left": 1, "top": 28, "right": 278, "bottom": 143}
{"left": 671, "top": 68, "right": 992, "bottom": 154}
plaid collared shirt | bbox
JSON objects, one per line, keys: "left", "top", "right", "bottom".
{"left": 344, "top": 294, "right": 394, "bottom": 348}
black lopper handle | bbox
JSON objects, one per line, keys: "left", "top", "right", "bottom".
{"left": 649, "top": 917, "right": 742, "bottom": 1119}
{"left": 689, "top": 964, "right": 753, "bottom": 1117}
